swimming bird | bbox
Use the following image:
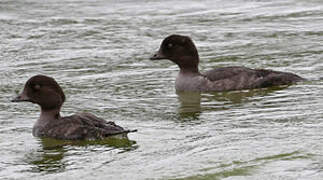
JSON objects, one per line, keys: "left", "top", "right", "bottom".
{"left": 150, "top": 34, "right": 305, "bottom": 92}
{"left": 12, "top": 75, "right": 136, "bottom": 140}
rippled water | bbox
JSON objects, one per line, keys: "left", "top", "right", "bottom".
{"left": 1, "top": 0, "right": 323, "bottom": 179}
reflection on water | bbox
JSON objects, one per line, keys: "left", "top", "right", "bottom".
{"left": 177, "top": 85, "right": 290, "bottom": 117}
{"left": 177, "top": 91, "right": 201, "bottom": 114}
{"left": 204, "top": 86, "right": 290, "bottom": 103}
{"left": 26, "top": 145, "right": 67, "bottom": 173}
{"left": 39, "top": 137, "right": 137, "bottom": 150}
{"left": 24, "top": 137, "right": 137, "bottom": 173}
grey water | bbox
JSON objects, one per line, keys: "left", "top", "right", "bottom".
{"left": 1, "top": 0, "right": 323, "bottom": 179}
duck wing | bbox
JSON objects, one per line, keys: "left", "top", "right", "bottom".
{"left": 202, "top": 66, "right": 304, "bottom": 91}
{"left": 45, "top": 112, "right": 136, "bottom": 140}
{"left": 202, "top": 66, "right": 255, "bottom": 81}
{"left": 251, "top": 70, "right": 305, "bottom": 88}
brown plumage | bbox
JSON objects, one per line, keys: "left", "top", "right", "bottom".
{"left": 12, "top": 75, "right": 136, "bottom": 140}
{"left": 151, "top": 34, "right": 305, "bottom": 92}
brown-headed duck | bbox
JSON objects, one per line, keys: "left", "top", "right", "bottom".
{"left": 150, "top": 34, "right": 305, "bottom": 92}
{"left": 12, "top": 75, "right": 136, "bottom": 140}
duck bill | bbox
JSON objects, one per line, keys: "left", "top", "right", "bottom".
{"left": 11, "top": 92, "right": 30, "bottom": 102}
{"left": 150, "top": 50, "right": 167, "bottom": 60}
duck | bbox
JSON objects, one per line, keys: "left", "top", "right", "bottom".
{"left": 12, "top": 75, "right": 136, "bottom": 140}
{"left": 150, "top": 34, "right": 305, "bottom": 92}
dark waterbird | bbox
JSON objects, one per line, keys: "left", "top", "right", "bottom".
{"left": 12, "top": 75, "right": 136, "bottom": 140}
{"left": 150, "top": 34, "right": 305, "bottom": 92}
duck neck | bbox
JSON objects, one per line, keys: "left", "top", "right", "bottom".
{"left": 176, "top": 55, "right": 200, "bottom": 74}
{"left": 179, "top": 66, "right": 200, "bottom": 74}
{"left": 39, "top": 108, "right": 61, "bottom": 122}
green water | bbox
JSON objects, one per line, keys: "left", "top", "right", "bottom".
{"left": 1, "top": 0, "right": 322, "bottom": 179}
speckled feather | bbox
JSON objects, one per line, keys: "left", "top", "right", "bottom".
{"left": 202, "top": 66, "right": 304, "bottom": 91}
{"left": 35, "top": 112, "right": 134, "bottom": 140}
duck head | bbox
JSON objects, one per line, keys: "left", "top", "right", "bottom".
{"left": 150, "top": 34, "right": 200, "bottom": 72}
{"left": 12, "top": 75, "right": 65, "bottom": 111}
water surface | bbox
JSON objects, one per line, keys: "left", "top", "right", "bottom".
{"left": 1, "top": 0, "right": 323, "bottom": 179}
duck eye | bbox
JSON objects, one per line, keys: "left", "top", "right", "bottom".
{"left": 33, "top": 84, "right": 41, "bottom": 91}
{"left": 167, "top": 43, "right": 173, "bottom": 48}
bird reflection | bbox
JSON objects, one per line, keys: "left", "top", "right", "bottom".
{"left": 176, "top": 85, "right": 290, "bottom": 119}
{"left": 24, "top": 137, "right": 137, "bottom": 173}
{"left": 176, "top": 91, "right": 202, "bottom": 119}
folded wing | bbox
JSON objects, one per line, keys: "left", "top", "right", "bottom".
{"left": 45, "top": 112, "right": 136, "bottom": 140}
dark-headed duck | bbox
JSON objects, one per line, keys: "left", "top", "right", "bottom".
{"left": 12, "top": 75, "right": 136, "bottom": 140}
{"left": 150, "top": 34, "right": 305, "bottom": 92}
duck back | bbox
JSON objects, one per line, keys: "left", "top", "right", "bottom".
{"left": 202, "top": 66, "right": 304, "bottom": 91}
{"left": 36, "top": 112, "right": 134, "bottom": 140}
